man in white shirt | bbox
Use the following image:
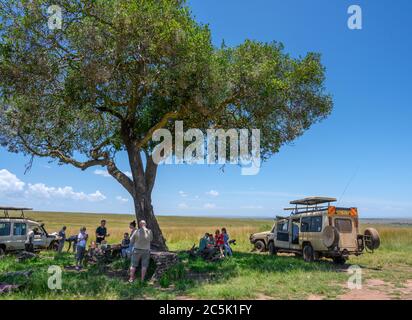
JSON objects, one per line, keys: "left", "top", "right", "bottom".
{"left": 25, "top": 228, "right": 36, "bottom": 252}
{"left": 128, "top": 220, "right": 153, "bottom": 283}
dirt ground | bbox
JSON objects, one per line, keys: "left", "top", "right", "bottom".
{"left": 338, "top": 279, "right": 412, "bottom": 300}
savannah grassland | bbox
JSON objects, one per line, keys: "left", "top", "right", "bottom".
{"left": 1, "top": 211, "right": 412, "bottom": 300}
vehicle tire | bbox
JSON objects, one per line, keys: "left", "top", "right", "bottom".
{"left": 322, "top": 226, "right": 340, "bottom": 248}
{"left": 332, "top": 256, "right": 347, "bottom": 265}
{"left": 0, "top": 247, "right": 5, "bottom": 257}
{"left": 303, "top": 244, "right": 314, "bottom": 262}
{"left": 50, "top": 241, "right": 59, "bottom": 251}
{"left": 268, "top": 241, "right": 277, "bottom": 255}
{"left": 254, "top": 240, "right": 266, "bottom": 252}
{"left": 364, "top": 228, "right": 380, "bottom": 250}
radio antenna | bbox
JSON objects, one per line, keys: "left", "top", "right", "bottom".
{"left": 338, "top": 167, "right": 359, "bottom": 205}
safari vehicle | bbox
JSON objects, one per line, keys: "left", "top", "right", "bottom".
{"left": 0, "top": 206, "right": 59, "bottom": 256}
{"left": 266, "top": 197, "right": 380, "bottom": 264}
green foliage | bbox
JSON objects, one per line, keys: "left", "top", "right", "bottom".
{"left": 0, "top": 0, "right": 332, "bottom": 164}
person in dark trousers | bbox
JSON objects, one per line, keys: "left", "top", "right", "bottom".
{"left": 121, "top": 232, "right": 131, "bottom": 258}
{"left": 57, "top": 226, "right": 67, "bottom": 253}
{"left": 75, "top": 227, "right": 88, "bottom": 271}
{"left": 95, "top": 220, "right": 109, "bottom": 244}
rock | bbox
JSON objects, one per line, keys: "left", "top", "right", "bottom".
{"left": 0, "top": 283, "right": 21, "bottom": 294}
{"left": 15, "top": 251, "right": 37, "bottom": 262}
{"left": 149, "top": 251, "right": 179, "bottom": 282}
{"left": 2, "top": 270, "right": 33, "bottom": 278}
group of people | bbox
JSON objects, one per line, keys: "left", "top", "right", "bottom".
{"left": 56, "top": 219, "right": 153, "bottom": 282}
{"left": 53, "top": 221, "right": 233, "bottom": 282}
{"left": 198, "top": 228, "right": 233, "bottom": 259}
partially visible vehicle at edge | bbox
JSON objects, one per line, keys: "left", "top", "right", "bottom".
{"left": 0, "top": 206, "right": 59, "bottom": 256}
{"left": 251, "top": 197, "right": 381, "bottom": 264}
{"left": 249, "top": 225, "right": 275, "bottom": 252}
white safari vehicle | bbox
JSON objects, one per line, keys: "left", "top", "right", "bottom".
{"left": 0, "top": 207, "right": 59, "bottom": 256}
{"left": 267, "top": 197, "right": 380, "bottom": 264}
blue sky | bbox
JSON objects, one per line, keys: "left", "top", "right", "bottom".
{"left": 1, "top": 0, "right": 411, "bottom": 218}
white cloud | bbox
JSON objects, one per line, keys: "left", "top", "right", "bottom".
{"left": 94, "top": 169, "right": 111, "bottom": 178}
{"left": 0, "top": 169, "right": 25, "bottom": 193}
{"left": 204, "top": 203, "right": 216, "bottom": 209}
{"left": 178, "top": 202, "right": 189, "bottom": 209}
{"left": 94, "top": 169, "right": 132, "bottom": 179}
{"left": 116, "top": 196, "right": 129, "bottom": 203}
{"left": 179, "top": 190, "right": 188, "bottom": 197}
{"left": 206, "top": 190, "right": 219, "bottom": 197}
{"left": 26, "top": 183, "right": 106, "bottom": 202}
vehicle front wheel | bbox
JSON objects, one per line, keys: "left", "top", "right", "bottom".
{"left": 254, "top": 240, "right": 266, "bottom": 252}
{"left": 49, "top": 241, "right": 59, "bottom": 251}
{"left": 268, "top": 242, "right": 277, "bottom": 255}
{"left": 303, "top": 244, "right": 314, "bottom": 262}
{"left": 0, "top": 247, "right": 5, "bottom": 257}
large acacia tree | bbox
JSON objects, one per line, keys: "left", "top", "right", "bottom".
{"left": 0, "top": 0, "right": 333, "bottom": 250}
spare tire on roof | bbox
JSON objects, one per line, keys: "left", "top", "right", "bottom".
{"left": 322, "top": 225, "right": 340, "bottom": 248}
{"left": 364, "top": 228, "right": 380, "bottom": 250}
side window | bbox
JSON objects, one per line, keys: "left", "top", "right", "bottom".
{"left": 301, "top": 217, "right": 310, "bottom": 232}
{"left": 0, "top": 222, "right": 11, "bottom": 236}
{"left": 276, "top": 222, "right": 284, "bottom": 232}
{"left": 310, "top": 216, "right": 323, "bottom": 232}
{"left": 276, "top": 220, "right": 289, "bottom": 232}
{"left": 13, "top": 223, "right": 27, "bottom": 236}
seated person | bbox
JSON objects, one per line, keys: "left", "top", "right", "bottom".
{"left": 198, "top": 233, "right": 209, "bottom": 253}
{"left": 207, "top": 233, "right": 215, "bottom": 247}
{"left": 199, "top": 233, "right": 218, "bottom": 259}
{"left": 121, "top": 232, "right": 131, "bottom": 258}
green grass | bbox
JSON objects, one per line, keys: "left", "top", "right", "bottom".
{"left": 1, "top": 211, "right": 412, "bottom": 300}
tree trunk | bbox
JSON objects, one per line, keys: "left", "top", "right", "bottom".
{"left": 124, "top": 139, "right": 168, "bottom": 251}
{"left": 133, "top": 193, "right": 168, "bottom": 251}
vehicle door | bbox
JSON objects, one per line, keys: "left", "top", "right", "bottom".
{"left": 289, "top": 218, "right": 301, "bottom": 249}
{"left": 274, "top": 218, "right": 290, "bottom": 249}
{"left": 32, "top": 225, "right": 47, "bottom": 249}
{"left": 0, "top": 221, "right": 12, "bottom": 250}
{"left": 334, "top": 217, "right": 357, "bottom": 250}
{"left": 12, "top": 221, "right": 27, "bottom": 250}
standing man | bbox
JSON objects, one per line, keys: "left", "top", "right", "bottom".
{"left": 57, "top": 226, "right": 67, "bottom": 253}
{"left": 95, "top": 220, "right": 110, "bottom": 244}
{"left": 128, "top": 220, "right": 153, "bottom": 283}
{"left": 76, "top": 227, "right": 88, "bottom": 271}
{"left": 25, "top": 227, "right": 35, "bottom": 252}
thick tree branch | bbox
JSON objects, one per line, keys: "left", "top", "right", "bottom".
{"left": 106, "top": 160, "right": 134, "bottom": 196}
{"left": 136, "top": 111, "right": 180, "bottom": 149}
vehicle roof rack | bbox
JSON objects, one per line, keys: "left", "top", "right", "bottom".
{"left": 1, "top": 206, "right": 33, "bottom": 218}
{"left": 289, "top": 197, "right": 337, "bottom": 206}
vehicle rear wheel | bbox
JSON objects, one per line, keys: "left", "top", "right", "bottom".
{"left": 0, "top": 247, "right": 5, "bottom": 257}
{"left": 332, "top": 256, "right": 347, "bottom": 265}
{"left": 303, "top": 244, "right": 314, "bottom": 262}
{"left": 364, "top": 228, "right": 380, "bottom": 250}
{"left": 254, "top": 240, "right": 266, "bottom": 252}
{"left": 268, "top": 241, "right": 277, "bottom": 255}
{"left": 322, "top": 226, "right": 340, "bottom": 248}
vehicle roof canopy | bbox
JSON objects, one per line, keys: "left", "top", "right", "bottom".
{"left": 0, "top": 206, "right": 33, "bottom": 211}
{"left": 289, "top": 197, "right": 337, "bottom": 206}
